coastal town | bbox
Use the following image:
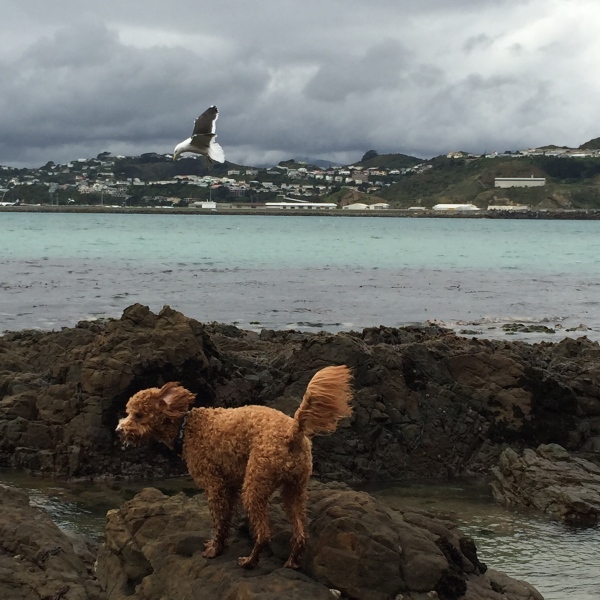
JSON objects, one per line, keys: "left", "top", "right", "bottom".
{"left": 0, "top": 152, "right": 429, "bottom": 208}
{"left": 2, "top": 141, "right": 600, "bottom": 211}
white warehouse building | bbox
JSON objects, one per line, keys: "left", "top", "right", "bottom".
{"left": 494, "top": 177, "right": 546, "bottom": 188}
{"left": 432, "top": 203, "right": 480, "bottom": 211}
{"left": 343, "top": 202, "right": 390, "bottom": 210}
{"left": 265, "top": 197, "right": 337, "bottom": 210}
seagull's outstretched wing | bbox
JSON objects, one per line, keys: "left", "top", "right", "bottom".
{"left": 206, "top": 140, "right": 225, "bottom": 163}
{"left": 193, "top": 106, "right": 219, "bottom": 136}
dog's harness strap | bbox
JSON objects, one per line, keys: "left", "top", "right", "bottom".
{"left": 173, "top": 411, "right": 190, "bottom": 456}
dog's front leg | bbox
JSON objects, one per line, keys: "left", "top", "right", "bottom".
{"left": 202, "top": 481, "right": 236, "bottom": 559}
{"left": 238, "top": 540, "right": 267, "bottom": 568}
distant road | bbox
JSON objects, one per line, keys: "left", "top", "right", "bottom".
{"left": 2, "top": 205, "right": 600, "bottom": 219}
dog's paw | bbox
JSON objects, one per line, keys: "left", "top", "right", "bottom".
{"left": 202, "top": 540, "right": 222, "bottom": 559}
{"left": 237, "top": 555, "right": 257, "bottom": 569}
{"left": 283, "top": 557, "right": 301, "bottom": 569}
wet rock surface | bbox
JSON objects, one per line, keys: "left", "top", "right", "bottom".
{"left": 1, "top": 304, "right": 599, "bottom": 483}
{"left": 0, "top": 480, "right": 546, "bottom": 600}
{"left": 490, "top": 443, "right": 600, "bottom": 524}
{"left": 96, "top": 482, "right": 543, "bottom": 600}
{"left": 0, "top": 484, "right": 105, "bottom": 600}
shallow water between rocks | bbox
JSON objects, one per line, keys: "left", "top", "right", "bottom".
{"left": 1, "top": 470, "right": 598, "bottom": 600}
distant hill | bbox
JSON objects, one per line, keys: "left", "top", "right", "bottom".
{"left": 356, "top": 152, "right": 423, "bottom": 169}
{"left": 112, "top": 153, "right": 247, "bottom": 180}
{"left": 4, "top": 137, "right": 600, "bottom": 210}
{"left": 277, "top": 159, "right": 324, "bottom": 170}
{"left": 294, "top": 157, "right": 339, "bottom": 169}
{"left": 580, "top": 137, "right": 600, "bottom": 150}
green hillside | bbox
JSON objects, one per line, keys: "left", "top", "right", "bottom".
{"left": 579, "top": 137, "right": 600, "bottom": 150}
{"left": 377, "top": 155, "right": 600, "bottom": 209}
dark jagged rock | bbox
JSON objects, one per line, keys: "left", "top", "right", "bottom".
{"left": 0, "top": 304, "right": 219, "bottom": 479}
{"left": 1, "top": 305, "right": 600, "bottom": 483}
{"left": 95, "top": 483, "right": 542, "bottom": 600}
{"left": 0, "top": 484, "right": 105, "bottom": 600}
{"left": 490, "top": 444, "right": 600, "bottom": 524}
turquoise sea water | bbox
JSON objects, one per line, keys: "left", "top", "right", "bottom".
{"left": 1, "top": 212, "right": 600, "bottom": 339}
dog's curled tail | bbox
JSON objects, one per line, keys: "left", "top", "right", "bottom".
{"left": 292, "top": 365, "right": 353, "bottom": 439}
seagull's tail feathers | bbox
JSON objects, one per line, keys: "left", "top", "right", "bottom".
{"left": 208, "top": 140, "right": 225, "bottom": 163}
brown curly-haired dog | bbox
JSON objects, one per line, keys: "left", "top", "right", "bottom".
{"left": 116, "top": 365, "right": 353, "bottom": 569}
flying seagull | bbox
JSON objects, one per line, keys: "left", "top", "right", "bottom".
{"left": 173, "top": 105, "right": 225, "bottom": 163}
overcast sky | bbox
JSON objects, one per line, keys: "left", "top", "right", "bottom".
{"left": 2, "top": 0, "right": 599, "bottom": 168}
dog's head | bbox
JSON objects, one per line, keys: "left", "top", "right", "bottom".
{"left": 116, "top": 382, "right": 195, "bottom": 448}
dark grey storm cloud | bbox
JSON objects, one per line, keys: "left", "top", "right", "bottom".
{"left": 1, "top": 0, "right": 599, "bottom": 167}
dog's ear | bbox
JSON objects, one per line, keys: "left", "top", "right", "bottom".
{"left": 158, "top": 382, "right": 182, "bottom": 404}
{"left": 157, "top": 382, "right": 193, "bottom": 417}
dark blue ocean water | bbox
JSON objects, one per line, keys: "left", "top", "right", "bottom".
{"left": 1, "top": 212, "right": 599, "bottom": 341}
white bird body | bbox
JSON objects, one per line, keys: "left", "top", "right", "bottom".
{"left": 173, "top": 136, "right": 225, "bottom": 162}
{"left": 173, "top": 105, "right": 225, "bottom": 163}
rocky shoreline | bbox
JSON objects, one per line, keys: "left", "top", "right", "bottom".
{"left": 1, "top": 304, "right": 599, "bottom": 482}
{"left": 1, "top": 304, "right": 599, "bottom": 599}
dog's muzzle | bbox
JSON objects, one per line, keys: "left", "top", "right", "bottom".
{"left": 116, "top": 422, "right": 135, "bottom": 450}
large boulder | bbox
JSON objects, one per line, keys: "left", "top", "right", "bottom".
{"left": 96, "top": 483, "right": 542, "bottom": 600}
{"left": 213, "top": 324, "right": 600, "bottom": 482}
{"left": 1, "top": 305, "right": 600, "bottom": 482}
{"left": 0, "top": 484, "right": 105, "bottom": 600}
{"left": 0, "top": 304, "right": 220, "bottom": 478}
{"left": 490, "top": 444, "right": 600, "bottom": 524}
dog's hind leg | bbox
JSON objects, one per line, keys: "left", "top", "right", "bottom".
{"left": 202, "top": 480, "right": 237, "bottom": 559}
{"left": 238, "top": 475, "right": 277, "bottom": 568}
{"left": 281, "top": 480, "right": 308, "bottom": 569}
